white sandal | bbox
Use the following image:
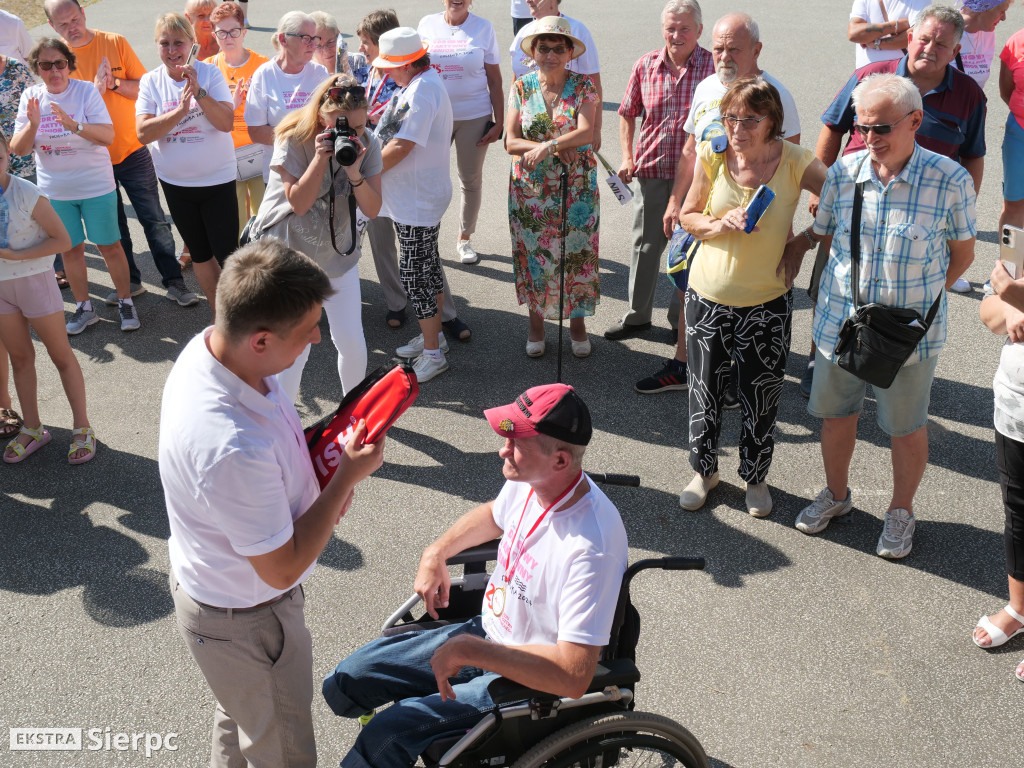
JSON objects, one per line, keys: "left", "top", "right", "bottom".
{"left": 973, "top": 604, "right": 1024, "bottom": 648}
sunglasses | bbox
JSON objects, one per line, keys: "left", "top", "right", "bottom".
{"left": 214, "top": 28, "right": 243, "bottom": 39}
{"left": 853, "top": 111, "right": 914, "bottom": 136}
{"left": 328, "top": 85, "right": 364, "bottom": 100}
{"left": 286, "top": 33, "right": 322, "bottom": 46}
{"left": 536, "top": 45, "right": 568, "bottom": 56}
{"left": 722, "top": 114, "right": 767, "bottom": 129}
{"left": 38, "top": 59, "right": 70, "bottom": 71}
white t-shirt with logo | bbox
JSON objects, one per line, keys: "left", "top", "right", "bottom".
{"left": 418, "top": 13, "right": 501, "bottom": 122}
{"left": 137, "top": 62, "right": 236, "bottom": 187}
{"left": 0, "top": 175, "right": 55, "bottom": 280}
{"left": 958, "top": 29, "right": 996, "bottom": 89}
{"left": 14, "top": 79, "right": 115, "bottom": 201}
{"left": 480, "top": 476, "right": 628, "bottom": 648}
{"left": 244, "top": 59, "right": 330, "bottom": 182}
{"left": 510, "top": 14, "right": 600, "bottom": 79}
{"left": 849, "top": 0, "right": 930, "bottom": 69}
{"left": 375, "top": 67, "right": 453, "bottom": 227}
{"left": 683, "top": 71, "right": 801, "bottom": 142}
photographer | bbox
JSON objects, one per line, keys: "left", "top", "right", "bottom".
{"left": 249, "top": 74, "right": 382, "bottom": 402}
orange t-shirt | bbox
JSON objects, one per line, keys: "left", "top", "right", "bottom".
{"left": 70, "top": 30, "right": 147, "bottom": 165}
{"left": 206, "top": 49, "right": 270, "bottom": 148}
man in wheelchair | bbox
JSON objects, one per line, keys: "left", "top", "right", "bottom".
{"left": 322, "top": 383, "right": 628, "bottom": 768}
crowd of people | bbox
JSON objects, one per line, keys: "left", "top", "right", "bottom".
{"left": 2, "top": 0, "right": 1024, "bottom": 765}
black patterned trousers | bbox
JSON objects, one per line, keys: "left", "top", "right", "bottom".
{"left": 684, "top": 287, "right": 792, "bottom": 483}
{"left": 395, "top": 222, "right": 443, "bottom": 320}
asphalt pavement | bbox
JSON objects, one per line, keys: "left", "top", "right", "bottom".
{"left": 2, "top": 1, "right": 1022, "bottom": 766}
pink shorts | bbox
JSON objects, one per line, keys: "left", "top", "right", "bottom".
{"left": 0, "top": 271, "right": 65, "bottom": 318}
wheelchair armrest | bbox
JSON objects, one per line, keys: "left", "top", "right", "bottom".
{"left": 485, "top": 658, "right": 641, "bottom": 706}
{"left": 445, "top": 539, "right": 501, "bottom": 567}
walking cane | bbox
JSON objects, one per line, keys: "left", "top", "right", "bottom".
{"left": 556, "top": 158, "right": 569, "bottom": 384}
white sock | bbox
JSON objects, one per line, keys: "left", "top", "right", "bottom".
{"left": 423, "top": 347, "right": 443, "bottom": 361}
{"left": 79, "top": 300, "right": 93, "bottom": 312}
{"left": 437, "top": 331, "right": 445, "bottom": 344}
{"left": 119, "top": 297, "right": 134, "bottom": 307}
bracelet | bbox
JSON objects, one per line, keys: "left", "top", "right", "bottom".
{"left": 801, "top": 228, "right": 817, "bottom": 248}
{"left": 349, "top": 177, "right": 365, "bottom": 187}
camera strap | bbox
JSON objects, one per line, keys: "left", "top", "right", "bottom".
{"left": 327, "top": 158, "right": 358, "bottom": 257}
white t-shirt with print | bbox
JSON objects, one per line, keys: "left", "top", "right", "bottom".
{"left": 375, "top": 67, "right": 453, "bottom": 227}
{"left": 418, "top": 13, "right": 500, "bottom": 121}
{"left": 510, "top": 14, "right": 599, "bottom": 79}
{"left": 14, "top": 79, "right": 115, "bottom": 201}
{"left": 0, "top": 175, "right": 55, "bottom": 280}
{"left": 244, "top": 59, "right": 330, "bottom": 182}
{"left": 137, "top": 61, "right": 236, "bottom": 187}
{"left": 683, "top": 71, "right": 801, "bottom": 142}
{"left": 850, "top": 0, "right": 930, "bottom": 69}
{"left": 958, "top": 29, "right": 996, "bottom": 89}
{"left": 480, "top": 476, "right": 628, "bottom": 649}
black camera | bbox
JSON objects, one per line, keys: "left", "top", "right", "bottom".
{"left": 327, "top": 115, "right": 359, "bottom": 166}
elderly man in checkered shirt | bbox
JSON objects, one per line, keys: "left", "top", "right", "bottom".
{"left": 604, "top": 1, "right": 713, "bottom": 356}
{"left": 782, "top": 72, "right": 976, "bottom": 560}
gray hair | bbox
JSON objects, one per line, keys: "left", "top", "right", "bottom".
{"left": 715, "top": 12, "right": 759, "bottom": 44}
{"left": 534, "top": 434, "right": 587, "bottom": 467}
{"left": 913, "top": 4, "right": 965, "bottom": 44}
{"left": 851, "top": 72, "right": 924, "bottom": 114}
{"left": 662, "top": 0, "right": 702, "bottom": 27}
{"left": 309, "top": 11, "right": 339, "bottom": 37}
{"left": 272, "top": 11, "right": 314, "bottom": 51}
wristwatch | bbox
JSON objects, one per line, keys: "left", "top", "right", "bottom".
{"left": 873, "top": 38, "right": 882, "bottom": 50}
{"left": 111, "top": 78, "right": 120, "bottom": 92}
{"left": 196, "top": 87, "right": 208, "bottom": 100}
{"left": 74, "top": 122, "right": 84, "bottom": 134}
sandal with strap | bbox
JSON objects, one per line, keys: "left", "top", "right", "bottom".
{"left": 4, "top": 424, "right": 51, "bottom": 464}
{"left": 1016, "top": 660, "right": 1024, "bottom": 683}
{"left": 973, "top": 604, "right": 1024, "bottom": 648}
{"left": 68, "top": 426, "right": 98, "bottom": 465}
{"left": 0, "top": 408, "right": 22, "bottom": 439}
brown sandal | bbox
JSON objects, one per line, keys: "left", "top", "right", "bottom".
{"left": 0, "top": 408, "right": 21, "bottom": 439}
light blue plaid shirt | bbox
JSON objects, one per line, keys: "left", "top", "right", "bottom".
{"left": 811, "top": 146, "right": 977, "bottom": 365}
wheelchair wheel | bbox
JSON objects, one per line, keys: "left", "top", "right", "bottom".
{"left": 510, "top": 711, "right": 709, "bottom": 768}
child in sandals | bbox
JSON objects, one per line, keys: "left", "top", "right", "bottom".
{"left": 0, "top": 130, "right": 98, "bottom": 465}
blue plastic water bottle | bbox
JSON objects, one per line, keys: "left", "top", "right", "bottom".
{"left": 0, "top": 187, "right": 9, "bottom": 249}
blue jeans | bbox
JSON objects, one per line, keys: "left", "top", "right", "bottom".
{"left": 322, "top": 617, "right": 499, "bottom": 768}
{"left": 113, "top": 147, "right": 181, "bottom": 287}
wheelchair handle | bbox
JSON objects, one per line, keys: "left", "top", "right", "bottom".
{"left": 589, "top": 472, "right": 641, "bottom": 487}
{"left": 621, "top": 557, "right": 705, "bottom": 591}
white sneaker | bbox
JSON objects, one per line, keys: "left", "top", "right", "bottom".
{"left": 412, "top": 352, "right": 449, "bottom": 382}
{"left": 876, "top": 508, "right": 915, "bottom": 559}
{"left": 678, "top": 472, "right": 719, "bottom": 511}
{"left": 949, "top": 277, "right": 971, "bottom": 294}
{"left": 795, "top": 487, "right": 853, "bottom": 534}
{"left": 456, "top": 239, "right": 479, "bottom": 264}
{"left": 745, "top": 482, "right": 773, "bottom": 518}
{"left": 397, "top": 333, "right": 449, "bottom": 358}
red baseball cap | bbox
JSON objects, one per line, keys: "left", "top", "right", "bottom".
{"left": 484, "top": 384, "right": 592, "bottom": 446}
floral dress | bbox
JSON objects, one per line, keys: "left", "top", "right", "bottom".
{"left": 0, "top": 56, "right": 36, "bottom": 178}
{"left": 508, "top": 71, "right": 599, "bottom": 319}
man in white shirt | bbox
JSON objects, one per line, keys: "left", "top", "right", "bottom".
{"left": 0, "top": 9, "right": 33, "bottom": 60}
{"left": 323, "top": 383, "right": 628, "bottom": 768}
{"left": 847, "top": 0, "right": 930, "bottom": 69}
{"left": 160, "top": 238, "right": 385, "bottom": 768}
{"left": 957, "top": 0, "right": 1013, "bottom": 88}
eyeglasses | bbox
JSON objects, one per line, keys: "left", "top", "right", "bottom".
{"left": 327, "top": 85, "right": 364, "bottom": 100}
{"left": 536, "top": 45, "right": 568, "bottom": 56}
{"left": 722, "top": 114, "right": 768, "bottom": 129}
{"left": 286, "top": 33, "right": 322, "bottom": 46}
{"left": 853, "top": 111, "right": 914, "bottom": 136}
{"left": 316, "top": 38, "right": 338, "bottom": 51}
{"left": 38, "top": 59, "right": 70, "bottom": 71}
{"left": 214, "top": 28, "right": 243, "bottom": 39}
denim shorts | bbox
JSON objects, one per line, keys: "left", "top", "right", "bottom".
{"left": 1003, "top": 113, "right": 1024, "bottom": 203}
{"left": 50, "top": 190, "right": 120, "bottom": 247}
{"left": 808, "top": 349, "right": 939, "bottom": 437}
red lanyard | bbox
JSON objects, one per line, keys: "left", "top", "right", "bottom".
{"left": 503, "top": 471, "right": 583, "bottom": 583}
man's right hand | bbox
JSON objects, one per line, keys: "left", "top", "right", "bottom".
{"left": 617, "top": 157, "right": 635, "bottom": 184}
{"left": 808, "top": 193, "right": 820, "bottom": 217}
{"left": 414, "top": 545, "right": 451, "bottom": 620}
{"left": 662, "top": 199, "right": 681, "bottom": 238}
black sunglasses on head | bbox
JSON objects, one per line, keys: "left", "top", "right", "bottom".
{"left": 327, "top": 85, "right": 364, "bottom": 100}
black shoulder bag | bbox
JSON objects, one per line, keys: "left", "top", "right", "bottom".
{"left": 833, "top": 181, "right": 941, "bottom": 389}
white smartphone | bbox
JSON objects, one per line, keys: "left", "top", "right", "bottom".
{"left": 1001, "top": 224, "right": 1024, "bottom": 279}
{"left": 184, "top": 43, "right": 200, "bottom": 68}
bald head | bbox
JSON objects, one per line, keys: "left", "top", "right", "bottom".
{"left": 45, "top": 0, "right": 92, "bottom": 47}
{"left": 711, "top": 13, "right": 762, "bottom": 84}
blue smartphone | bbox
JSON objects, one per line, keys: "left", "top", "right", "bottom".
{"left": 743, "top": 185, "right": 775, "bottom": 233}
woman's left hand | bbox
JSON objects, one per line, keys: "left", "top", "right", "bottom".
{"left": 522, "top": 143, "right": 549, "bottom": 172}
{"left": 0, "top": 248, "right": 16, "bottom": 261}
{"left": 476, "top": 122, "right": 503, "bottom": 147}
{"left": 343, "top": 141, "right": 367, "bottom": 182}
{"left": 49, "top": 103, "right": 77, "bottom": 133}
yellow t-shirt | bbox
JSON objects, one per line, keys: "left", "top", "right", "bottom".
{"left": 688, "top": 139, "right": 814, "bottom": 308}
{"left": 206, "top": 50, "right": 270, "bottom": 148}
{"left": 70, "top": 30, "right": 147, "bottom": 165}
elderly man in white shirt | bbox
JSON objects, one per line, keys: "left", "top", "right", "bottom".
{"left": 0, "top": 10, "right": 34, "bottom": 60}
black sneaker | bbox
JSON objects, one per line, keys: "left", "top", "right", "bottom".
{"left": 722, "top": 370, "right": 739, "bottom": 409}
{"left": 799, "top": 362, "right": 814, "bottom": 399}
{"left": 635, "top": 359, "right": 687, "bottom": 394}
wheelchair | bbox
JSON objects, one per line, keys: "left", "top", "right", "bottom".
{"left": 378, "top": 540, "right": 710, "bottom": 768}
